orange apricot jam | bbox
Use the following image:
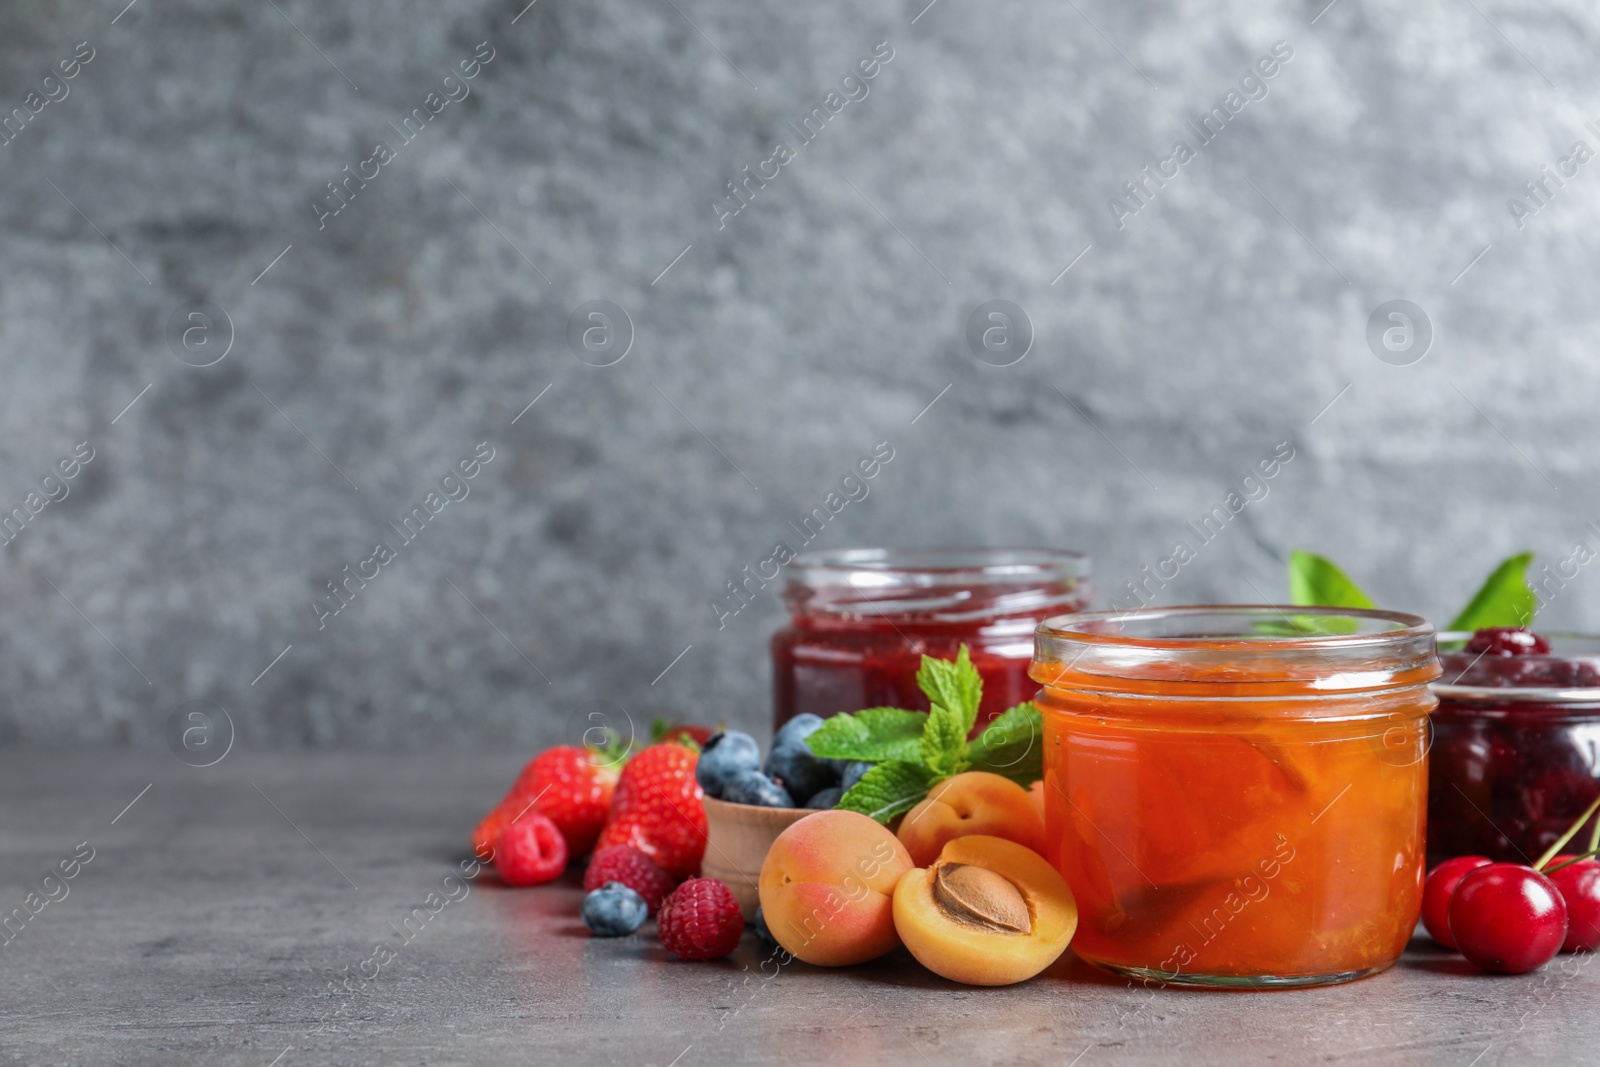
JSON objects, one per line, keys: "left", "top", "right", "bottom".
{"left": 1031, "top": 607, "right": 1440, "bottom": 988}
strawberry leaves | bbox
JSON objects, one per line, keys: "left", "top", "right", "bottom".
{"left": 813, "top": 645, "right": 1045, "bottom": 824}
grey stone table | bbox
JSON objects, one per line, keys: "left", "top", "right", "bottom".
{"left": 3, "top": 750, "right": 1596, "bottom": 1066}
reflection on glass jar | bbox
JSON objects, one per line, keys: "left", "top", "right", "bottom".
{"left": 1032, "top": 606, "right": 1439, "bottom": 988}
{"left": 771, "top": 548, "right": 1090, "bottom": 731}
{"left": 1428, "top": 634, "right": 1600, "bottom": 866}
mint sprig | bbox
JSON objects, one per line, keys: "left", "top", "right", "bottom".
{"left": 920, "top": 702, "right": 969, "bottom": 778}
{"left": 805, "top": 644, "right": 1045, "bottom": 824}
{"left": 838, "top": 761, "right": 935, "bottom": 822}
{"left": 965, "top": 701, "right": 1045, "bottom": 787}
{"left": 1288, "top": 549, "right": 1537, "bottom": 631}
{"left": 916, "top": 646, "right": 981, "bottom": 734}
{"left": 806, "top": 708, "right": 927, "bottom": 763}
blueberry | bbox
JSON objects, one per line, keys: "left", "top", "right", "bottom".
{"left": 764, "top": 716, "right": 839, "bottom": 804}
{"left": 841, "top": 761, "right": 873, "bottom": 791}
{"left": 767, "top": 751, "right": 830, "bottom": 803}
{"left": 582, "top": 882, "right": 648, "bottom": 936}
{"left": 773, "top": 714, "right": 826, "bottom": 751}
{"left": 752, "top": 905, "right": 779, "bottom": 950}
{"left": 696, "top": 730, "right": 762, "bottom": 798}
{"left": 723, "top": 768, "right": 795, "bottom": 807}
{"left": 806, "top": 786, "right": 843, "bottom": 810}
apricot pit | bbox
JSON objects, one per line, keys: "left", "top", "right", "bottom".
{"left": 934, "top": 863, "right": 1030, "bottom": 933}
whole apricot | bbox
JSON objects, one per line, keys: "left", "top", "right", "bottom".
{"left": 894, "top": 835, "right": 1077, "bottom": 986}
{"left": 898, "top": 771, "right": 1045, "bottom": 868}
{"left": 758, "top": 809, "right": 914, "bottom": 966}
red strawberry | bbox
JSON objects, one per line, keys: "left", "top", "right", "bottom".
{"left": 472, "top": 804, "right": 515, "bottom": 862}
{"left": 653, "top": 717, "right": 715, "bottom": 746}
{"left": 658, "top": 878, "right": 744, "bottom": 959}
{"left": 472, "top": 745, "right": 622, "bottom": 862}
{"left": 584, "top": 845, "right": 677, "bottom": 915}
{"left": 517, "top": 746, "right": 623, "bottom": 856}
{"left": 496, "top": 813, "right": 568, "bottom": 886}
{"left": 595, "top": 741, "right": 707, "bottom": 880}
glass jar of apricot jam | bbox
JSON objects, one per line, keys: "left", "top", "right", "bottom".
{"left": 1428, "top": 633, "right": 1600, "bottom": 867}
{"left": 772, "top": 548, "right": 1090, "bottom": 731}
{"left": 1032, "top": 606, "right": 1440, "bottom": 988}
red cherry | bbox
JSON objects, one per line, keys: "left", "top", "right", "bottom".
{"left": 1545, "top": 855, "right": 1600, "bottom": 953}
{"left": 1448, "top": 863, "right": 1568, "bottom": 973}
{"left": 1465, "top": 627, "right": 1552, "bottom": 657}
{"left": 1422, "top": 855, "right": 1492, "bottom": 949}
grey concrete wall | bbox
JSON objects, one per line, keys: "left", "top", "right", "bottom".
{"left": 2, "top": 0, "right": 1597, "bottom": 748}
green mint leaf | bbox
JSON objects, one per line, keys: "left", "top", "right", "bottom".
{"left": 920, "top": 703, "right": 970, "bottom": 778}
{"left": 1449, "top": 552, "right": 1537, "bottom": 631}
{"left": 1288, "top": 550, "right": 1377, "bottom": 610}
{"left": 967, "top": 702, "right": 1044, "bottom": 786}
{"left": 917, "top": 645, "right": 982, "bottom": 736}
{"left": 804, "top": 708, "right": 928, "bottom": 762}
{"left": 835, "top": 761, "right": 935, "bottom": 823}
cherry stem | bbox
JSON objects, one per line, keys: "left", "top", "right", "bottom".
{"left": 1534, "top": 794, "right": 1600, "bottom": 871}
{"left": 1545, "top": 848, "right": 1600, "bottom": 876}
{"left": 1590, "top": 803, "right": 1600, "bottom": 857}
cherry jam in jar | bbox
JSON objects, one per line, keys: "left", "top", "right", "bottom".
{"left": 771, "top": 547, "right": 1091, "bottom": 731}
{"left": 1428, "top": 633, "right": 1600, "bottom": 866}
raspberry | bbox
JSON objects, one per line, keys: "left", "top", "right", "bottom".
{"left": 657, "top": 878, "right": 744, "bottom": 960}
{"left": 495, "top": 812, "right": 568, "bottom": 886}
{"left": 1466, "top": 627, "right": 1551, "bottom": 657}
{"left": 584, "top": 845, "right": 677, "bottom": 915}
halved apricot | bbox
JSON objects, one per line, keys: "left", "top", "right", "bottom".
{"left": 893, "top": 834, "right": 1077, "bottom": 985}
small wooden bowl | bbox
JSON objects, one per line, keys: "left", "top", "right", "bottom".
{"left": 700, "top": 795, "right": 813, "bottom": 920}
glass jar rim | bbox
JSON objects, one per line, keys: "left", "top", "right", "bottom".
{"left": 1037, "top": 604, "right": 1435, "bottom": 649}
{"left": 783, "top": 546, "right": 1090, "bottom": 625}
{"left": 1433, "top": 629, "right": 1600, "bottom": 703}
{"left": 787, "top": 546, "right": 1089, "bottom": 588}
{"left": 1033, "top": 605, "right": 1440, "bottom": 696}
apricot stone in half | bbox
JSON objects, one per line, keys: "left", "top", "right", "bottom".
{"left": 893, "top": 834, "right": 1077, "bottom": 986}
{"left": 897, "top": 771, "right": 1046, "bottom": 867}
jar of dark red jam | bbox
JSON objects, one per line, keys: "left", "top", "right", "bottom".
{"left": 771, "top": 548, "right": 1091, "bottom": 731}
{"left": 1428, "top": 633, "right": 1600, "bottom": 866}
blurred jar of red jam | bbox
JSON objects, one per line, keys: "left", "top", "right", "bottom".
{"left": 771, "top": 548, "right": 1091, "bottom": 731}
{"left": 1428, "top": 633, "right": 1600, "bottom": 866}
